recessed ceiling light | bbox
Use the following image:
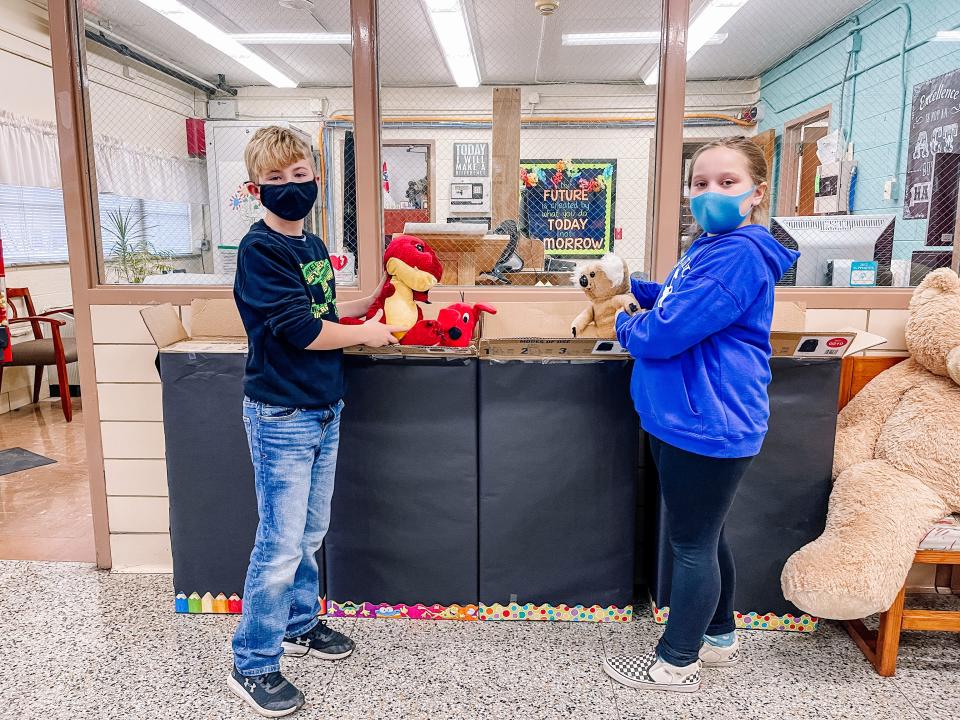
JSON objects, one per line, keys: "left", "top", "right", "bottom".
{"left": 278, "top": 0, "right": 314, "bottom": 10}
{"left": 133, "top": 0, "right": 297, "bottom": 88}
{"left": 932, "top": 30, "right": 960, "bottom": 42}
{"left": 423, "top": 0, "right": 480, "bottom": 88}
{"left": 229, "top": 32, "right": 351, "bottom": 45}
{"left": 644, "top": 0, "right": 749, "bottom": 85}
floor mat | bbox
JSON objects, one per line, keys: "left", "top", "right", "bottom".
{"left": 0, "top": 447, "right": 57, "bottom": 476}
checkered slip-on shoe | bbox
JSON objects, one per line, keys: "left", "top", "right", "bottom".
{"left": 603, "top": 651, "right": 702, "bottom": 693}
{"left": 699, "top": 637, "right": 740, "bottom": 668}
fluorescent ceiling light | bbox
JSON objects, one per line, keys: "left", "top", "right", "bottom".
{"left": 423, "top": 0, "right": 480, "bottom": 88}
{"left": 229, "top": 32, "right": 351, "bottom": 45}
{"left": 932, "top": 30, "right": 960, "bottom": 42}
{"left": 644, "top": 0, "right": 750, "bottom": 85}
{"left": 562, "top": 31, "right": 726, "bottom": 46}
{"left": 133, "top": 0, "right": 297, "bottom": 88}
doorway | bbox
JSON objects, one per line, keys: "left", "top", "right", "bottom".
{"left": 382, "top": 142, "right": 435, "bottom": 237}
{"left": 777, "top": 106, "right": 832, "bottom": 217}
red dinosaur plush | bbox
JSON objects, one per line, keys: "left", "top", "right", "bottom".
{"left": 400, "top": 303, "right": 497, "bottom": 347}
{"left": 341, "top": 234, "right": 443, "bottom": 339}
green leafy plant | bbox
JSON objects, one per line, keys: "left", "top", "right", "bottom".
{"left": 102, "top": 205, "right": 173, "bottom": 283}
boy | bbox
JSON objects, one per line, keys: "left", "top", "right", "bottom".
{"left": 229, "top": 126, "right": 399, "bottom": 717}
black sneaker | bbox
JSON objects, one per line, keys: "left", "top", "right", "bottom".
{"left": 227, "top": 667, "right": 305, "bottom": 718}
{"left": 282, "top": 619, "right": 355, "bottom": 660}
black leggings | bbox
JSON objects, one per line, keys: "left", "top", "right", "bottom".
{"left": 650, "top": 435, "right": 754, "bottom": 667}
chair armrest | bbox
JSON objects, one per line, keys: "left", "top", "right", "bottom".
{"left": 9, "top": 316, "right": 66, "bottom": 328}
{"left": 39, "top": 307, "right": 74, "bottom": 317}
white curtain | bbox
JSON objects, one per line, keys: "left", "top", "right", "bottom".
{"left": 0, "top": 112, "right": 61, "bottom": 188}
{"left": 0, "top": 111, "right": 203, "bottom": 203}
{"left": 94, "top": 135, "right": 204, "bottom": 204}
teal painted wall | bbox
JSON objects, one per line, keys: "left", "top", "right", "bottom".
{"left": 758, "top": 0, "right": 960, "bottom": 259}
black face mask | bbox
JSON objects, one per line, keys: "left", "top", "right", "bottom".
{"left": 258, "top": 180, "right": 318, "bottom": 221}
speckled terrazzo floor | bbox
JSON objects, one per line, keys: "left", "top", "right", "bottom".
{"left": 1, "top": 562, "right": 958, "bottom": 720}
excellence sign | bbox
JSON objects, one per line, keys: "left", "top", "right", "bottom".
{"left": 520, "top": 159, "right": 616, "bottom": 256}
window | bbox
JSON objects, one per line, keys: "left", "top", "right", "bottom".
{"left": 376, "top": 0, "right": 663, "bottom": 288}
{"left": 0, "top": 184, "right": 69, "bottom": 264}
{"left": 0, "top": 185, "right": 193, "bottom": 268}
{"left": 98, "top": 195, "right": 193, "bottom": 259}
{"left": 682, "top": 0, "right": 960, "bottom": 288}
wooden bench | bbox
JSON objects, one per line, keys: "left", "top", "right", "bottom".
{"left": 838, "top": 355, "right": 960, "bottom": 676}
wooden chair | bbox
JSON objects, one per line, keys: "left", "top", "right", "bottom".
{"left": 838, "top": 355, "right": 960, "bottom": 676}
{"left": 1, "top": 287, "right": 76, "bottom": 422}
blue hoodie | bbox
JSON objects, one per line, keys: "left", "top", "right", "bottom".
{"left": 616, "top": 224, "right": 800, "bottom": 459}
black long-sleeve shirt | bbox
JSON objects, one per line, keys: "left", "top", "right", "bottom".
{"left": 233, "top": 220, "right": 343, "bottom": 408}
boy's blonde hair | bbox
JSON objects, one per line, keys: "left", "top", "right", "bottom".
{"left": 690, "top": 136, "right": 770, "bottom": 225}
{"left": 244, "top": 126, "right": 314, "bottom": 183}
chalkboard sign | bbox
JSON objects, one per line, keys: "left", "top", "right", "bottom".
{"left": 904, "top": 68, "right": 960, "bottom": 220}
{"left": 520, "top": 159, "right": 617, "bottom": 257}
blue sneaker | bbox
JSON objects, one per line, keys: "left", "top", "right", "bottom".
{"left": 227, "top": 667, "right": 305, "bottom": 718}
{"left": 282, "top": 619, "right": 355, "bottom": 661}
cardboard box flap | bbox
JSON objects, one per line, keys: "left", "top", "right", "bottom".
{"left": 840, "top": 327, "right": 888, "bottom": 356}
{"left": 481, "top": 302, "right": 592, "bottom": 340}
{"left": 189, "top": 299, "right": 246, "bottom": 339}
{"left": 140, "top": 303, "right": 188, "bottom": 349}
{"left": 772, "top": 301, "right": 806, "bottom": 332}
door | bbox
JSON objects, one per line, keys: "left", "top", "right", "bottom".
{"left": 797, "top": 126, "right": 828, "bottom": 216}
{"left": 751, "top": 129, "right": 775, "bottom": 184}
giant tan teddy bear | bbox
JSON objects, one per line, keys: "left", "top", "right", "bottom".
{"left": 781, "top": 268, "right": 960, "bottom": 620}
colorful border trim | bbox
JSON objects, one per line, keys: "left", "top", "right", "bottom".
{"left": 326, "top": 601, "right": 479, "bottom": 621}
{"left": 174, "top": 594, "right": 632, "bottom": 623}
{"left": 652, "top": 605, "right": 819, "bottom": 633}
{"left": 174, "top": 592, "right": 243, "bottom": 614}
{"left": 480, "top": 603, "right": 632, "bottom": 622}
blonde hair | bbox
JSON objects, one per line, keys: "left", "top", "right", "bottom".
{"left": 690, "top": 136, "right": 770, "bottom": 226}
{"left": 244, "top": 126, "right": 314, "bottom": 183}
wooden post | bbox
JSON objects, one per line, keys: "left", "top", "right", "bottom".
{"left": 649, "top": 0, "right": 690, "bottom": 281}
{"left": 491, "top": 87, "right": 521, "bottom": 228}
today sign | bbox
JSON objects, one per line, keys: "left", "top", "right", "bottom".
{"left": 453, "top": 142, "right": 489, "bottom": 177}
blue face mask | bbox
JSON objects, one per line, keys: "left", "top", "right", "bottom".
{"left": 690, "top": 186, "right": 756, "bottom": 235}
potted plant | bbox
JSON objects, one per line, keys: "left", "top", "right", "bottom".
{"left": 102, "top": 205, "right": 173, "bottom": 283}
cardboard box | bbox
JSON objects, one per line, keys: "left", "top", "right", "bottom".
{"left": 478, "top": 301, "right": 884, "bottom": 360}
{"left": 141, "top": 300, "right": 246, "bottom": 353}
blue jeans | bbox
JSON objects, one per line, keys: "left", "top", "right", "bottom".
{"left": 232, "top": 397, "right": 343, "bottom": 676}
{"left": 650, "top": 435, "right": 754, "bottom": 667}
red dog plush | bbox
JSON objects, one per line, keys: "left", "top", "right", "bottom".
{"left": 341, "top": 235, "right": 443, "bottom": 339}
{"left": 400, "top": 303, "right": 496, "bottom": 347}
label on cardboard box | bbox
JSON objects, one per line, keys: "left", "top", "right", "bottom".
{"left": 769, "top": 332, "right": 857, "bottom": 358}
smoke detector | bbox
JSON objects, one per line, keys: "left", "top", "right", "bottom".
{"left": 534, "top": 0, "right": 559, "bottom": 16}
{"left": 278, "top": 0, "right": 314, "bottom": 10}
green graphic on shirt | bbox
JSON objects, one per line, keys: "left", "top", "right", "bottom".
{"left": 302, "top": 260, "right": 333, "bottom": 287}
{"left": 311, "top": 299, "right": 338, "bottom": 319}
{"left": 302, "top": 258, "right": 337, "bottom": 318}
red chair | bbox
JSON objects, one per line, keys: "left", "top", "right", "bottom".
{"left": 1, "top": 287, "right": 76, "bottom": 421}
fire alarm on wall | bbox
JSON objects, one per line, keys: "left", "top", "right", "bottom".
{"left": 535, "top": 0, "right": 559, "bottom": 16}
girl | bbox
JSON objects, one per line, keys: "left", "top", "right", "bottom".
{"left": 604, "top": 137, "right": 799, "bottom": 693}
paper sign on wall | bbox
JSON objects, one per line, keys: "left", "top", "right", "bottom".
{"left": 453, "top": 143, "right": 489, "bottom": 177}
{"left": 904, "top": 68, "right": 960, "bottom": 220}
{"left": 520, "top": 159, "right": 617, "bottom": 257}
